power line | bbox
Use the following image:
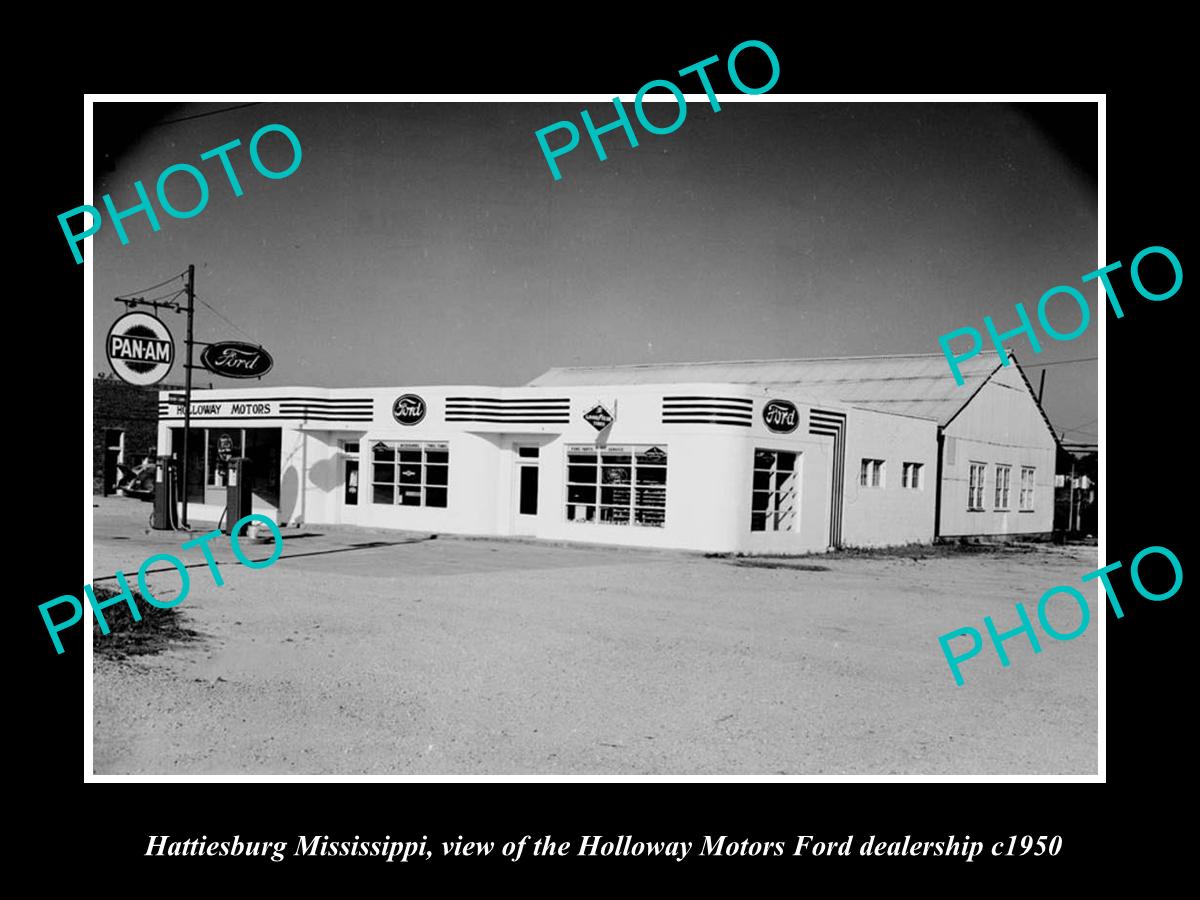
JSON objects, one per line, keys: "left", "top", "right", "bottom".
{"left": 1020, "top": 356, "right": 1099, "bottom": 369}
{"left": 152, "top": 103, "right": 261, "bottom": 127}
{"left": 115, "top": 271, "right": 185, "bottom": 299}
{"left": 196, "top": 294, "right": 262, "bottom": 345}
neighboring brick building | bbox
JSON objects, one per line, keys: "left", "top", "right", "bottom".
{"left": 93, "top": 376, "right": 185, "bottom": 494}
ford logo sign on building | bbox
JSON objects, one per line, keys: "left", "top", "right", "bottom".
{"left": 393, "top": 394, "right": 427, "bottom": 425}
{"left": 200, "top": 341, "right": 274, "bottom": 379}
{"left": 763, "top": 399, "right": 799, "bottom": 433}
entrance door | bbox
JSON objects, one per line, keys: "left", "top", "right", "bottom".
{"left": 340, "top": 439, "right": 361, "bottom": 524}
{"left": 513, "top": 445, "right": 539, "bottom": 533}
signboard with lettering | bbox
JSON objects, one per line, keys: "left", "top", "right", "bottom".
{"left": 583, "top": 404, "right": 614, "bottom": 431}
{"left": 217, "top": 433, "right": 234, "bottom": 461}
{"left": 763, "top": 399, "right": 799, "bottom": 433}
{"left": 200, "top": 341, "right": 274, "bottom": 379}
{"left": 392, "top": 394, "right": 427, "bottom": 425}
{"left": 107, "top": 312, "right": 174, "bottom": 385}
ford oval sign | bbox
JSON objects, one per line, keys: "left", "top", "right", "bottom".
{"left": 763, "top": 399, "right": 799, "bottom": 433}
{"left": 393, "top": 394, "right": 427, "bottom": 425}
{"left": 200, "top": 341, "right": 274, "bottom": 379}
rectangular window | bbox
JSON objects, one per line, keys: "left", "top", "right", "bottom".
{"left": 343, "top": 440, "right": 359, "bottom": 506}
{"left": 902, "top": 462, "right": 924, "bottom": 490}
{"left": 565, "top": 444, "right": 666, "bottom": 527}
{"left": 370, "top": 441, "right": 449, "bottom": 508}
{"left": 751, "top": 449, "right": 798, "bottom": 532}
{"left": 860, "top": 458, "right": 885, "bottom": 488}
{"left": 1020, "top": 466, "right": 1036, "bottom": 510}
{"left": 994, "top": 464, "right": 1012, "bottom": 510}
{"left": 968, "top": 462, "right": 986, "bottom": 511}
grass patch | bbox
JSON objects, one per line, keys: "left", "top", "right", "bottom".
{"left": 707, "top": 539, "right": 1045, "bottom": 564}
{"left": 91, "top": 584, "right": 201, "bottom": 660}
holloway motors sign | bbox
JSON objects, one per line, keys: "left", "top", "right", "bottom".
{"left": 200, "top": 341, "right": 274, "bottom": 379}
{"left": 107, "top": 312, "right": 174, "bottom": 385}
{"left": 763, "top": 399, "right": 799, "bottom": 433}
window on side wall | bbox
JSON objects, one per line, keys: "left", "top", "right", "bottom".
{"left": 565, "top": 445, "right": 667, "bottom": 527}
{"left": 860, "top": 458, "right": 885, "bottom": 488}
{"left": 370, "top": 441, "right": 449, "bottom": 508}
{"left": 752, "top": 449, "right": 798, "bottom": 532}
{"left": 902, "top": 462, "right": 924, "bottom": 490}
{"left": 1020, "top": 466, "right": 1036, "bottom": 511}
{"left": 994, "top": 464, "right": 1012, "bottom": 510}
{"left": 968, "top": 462, "right": 986, "bottom": 511}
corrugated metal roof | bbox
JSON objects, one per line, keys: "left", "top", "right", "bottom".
{"left": 528, "top": 352, "right": 1009, "bottom": 425}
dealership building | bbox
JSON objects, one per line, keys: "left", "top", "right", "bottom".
{"left": 155, "top": 350, "right": 1057, "bottom": 553}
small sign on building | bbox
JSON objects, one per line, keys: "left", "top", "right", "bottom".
{"left": 583, "top": 404, "right": 614, "bottom": 431}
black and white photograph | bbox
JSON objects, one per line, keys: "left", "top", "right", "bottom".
{"left": 82, "top": 95, "right": 1101, "bottom": 777}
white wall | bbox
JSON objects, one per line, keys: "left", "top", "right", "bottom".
{"left": 841, "top": 408, "right": 938, "bottom": 547}
{"left": 939, "top": 363, "right": 1058, "bottom": 537}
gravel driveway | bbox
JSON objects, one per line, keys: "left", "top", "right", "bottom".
{"left": 91, "top": 498, "right": 1098, "bottom": 775}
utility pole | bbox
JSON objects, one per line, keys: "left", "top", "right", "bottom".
{"left": 179, "top": 264, "right": 196, "bottom": 529}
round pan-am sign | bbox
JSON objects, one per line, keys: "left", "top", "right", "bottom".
{"left": 107, "top": 312, "right": 175, "bottom": 385}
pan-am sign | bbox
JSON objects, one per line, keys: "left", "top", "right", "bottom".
{"left": 107, "top": 312, "right": 174, "bottom": 385}
{"left": 200, "top": 341, "right": 274, "bottom": 379}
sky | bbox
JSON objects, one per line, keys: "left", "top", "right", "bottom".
{"left": 91, "top": 101, "right": 1099, "bottom": 442}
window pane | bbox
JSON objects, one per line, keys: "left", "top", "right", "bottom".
{"left": 568, "top": 484, "right": 596, "bottom": 504}
{"left": 399, "top": 450, "right": 422, "bottom": 464}
{"left": 398, "top": 464, "right": 421, "bottom": 484}
{"left": 860, "top": 460, "right": 870, "bottom": 485}
{"left": 518, "top": 446, "right": 539, "bottom": 458}
{"left": 871, "top": 464, "right": 881, "bottom": 487}
{"left": 601, "top": 485, "right": 631, "bottom": 506}
{"left": 566, "top": 504, "right": 596, "bottom": 522}
{"left": 568, "top": 452, "right": 597, "bottom": 465}
{"left": 372, "top": 444, "right": 394, "bottom": 461}
{"left": 372, "top": 484, "right": 393, "bottom": 504}
{"left": 425, "top": 464, "right": 448, "bottom": 486}
{"left": 751, "top": 491, "right": 770, "bottom": 512}
{"left": 777, "top": 452, "right": 796, "bottom": 472}
{"left": 634, "top": 507, "right": 665, "bottom": 527}
{"left": 774, "top": 471, "right": 795, "bottom": 492}
{"left": 398, "top": 487, "right": 422, "bottom": 506}
{"left": 426, "top": 450, "right": 449, "bottom": 465}
{"left": 636, "top": 465, "right": 667, "bottom": 485}
{"left": 568, "top": 465, "right": 597, "bottom": 484}
{"left": 753, "top": 470, "right": 772, "bottom": 491}
{"left": 756, "top": 450, "right": 776, "bottom": 470}
{"left": 344, "top": 441, "right": 359, "bottom": 455}
{"left": 372, "top": 463, "right": 394, "bottom": 484}
{"left": 602, "top": 466, "right": 631, "bottom": 485}
{"left": 425, "top": 487, "right": 447, "bottom": 508}
{"left": 751, "top": 512, "right": 767, "bottom": 531}
{"left": 600, "top": 506, "right": 630, "bottom": 524}
{"left": 636, "top": 486, "right": 666, "bottom": 508}
{"left": 601, "top": 453, "right": 632, "bottom": 465}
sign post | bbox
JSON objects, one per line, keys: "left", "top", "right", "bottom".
{"left": 181, "top": 264, "right": 196, "bottom": 529}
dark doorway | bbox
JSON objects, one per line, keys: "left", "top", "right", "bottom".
{"left": 519, "top": 466, "right": 538, "bottom": 516}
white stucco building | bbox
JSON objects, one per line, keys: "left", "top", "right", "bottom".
{"left": 156, "top": 350, "right": 1056, "bottom": 553}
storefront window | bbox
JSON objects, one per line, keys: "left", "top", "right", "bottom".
{"left": 752, "top": 449, "right": 797, "bottom": 532}
{"left": 371, "top": 441, "right": 449, "bottom": 508}
{"left": 207, "top": 429, "right": 244, "bottom": 487}
{"left": 566, "top": 445, "right": 666, "bottom": 527}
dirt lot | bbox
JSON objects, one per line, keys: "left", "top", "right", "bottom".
{"left": 91, "top": 497, "right": 1098, "bottom": 775}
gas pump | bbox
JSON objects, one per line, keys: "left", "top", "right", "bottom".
{"left": 151, "top": 455, "right": 177, "bottom": 530}
{"left": 223, "top": 457, "right": 253, "bottom": 535}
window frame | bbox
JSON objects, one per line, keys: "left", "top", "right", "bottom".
{"left": 859, "top": 458, "right": 886, "bottom": 489}
{"left": 751, "top": 448, "right": 799, "bottom": 532}
{"left": 901, "top": 461, "right": 924, "bottom": 490}
{"left": 564, "top": 444, "right": 667, "bottom": 528}
{"left": 994, "top": 463, "right": 1012, "bottom": 510}
{"left": 369, "top": 440, "right": 450, "bottom": 509}
{"left": 1019, "top": 466, "right": 1036, "bottom": 511}
{"left": 968, "top": 461, "right": 987, "bottom": 511}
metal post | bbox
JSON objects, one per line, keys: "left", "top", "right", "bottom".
{"left": 181, "top": 264, "right": 196, "bottom": 529}
{"left": 1037, "top": 369, "right": 1046, "bottom": 404}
